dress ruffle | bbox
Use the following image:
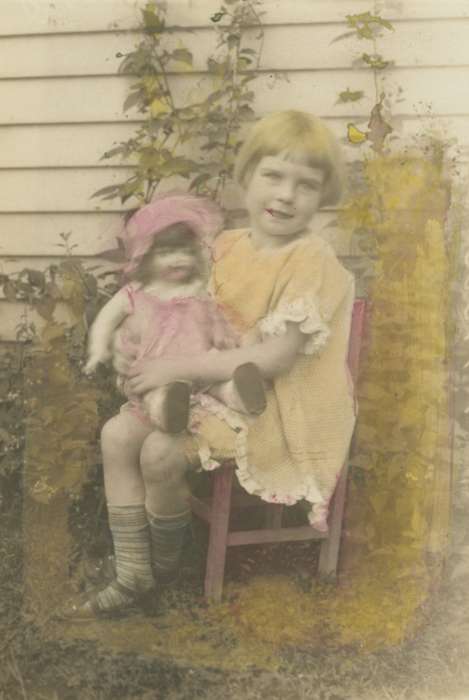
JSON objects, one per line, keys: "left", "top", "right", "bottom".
{"left": 190, "top": 391, "right": 331, "bottom": 533}
{"left": 258, "top": 296, "right": 330, "bottom": 355}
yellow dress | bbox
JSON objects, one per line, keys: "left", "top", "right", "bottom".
{"left": 187, "top": 228, "right": 356, "bottom": 531}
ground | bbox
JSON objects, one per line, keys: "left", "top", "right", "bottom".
{"left": 1, "top": 475, "right": 469, "bottom": 700}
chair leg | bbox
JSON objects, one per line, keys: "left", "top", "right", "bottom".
{"left": 318, "top": 462, "right": 349, "bottom": 579}
{"left": 204, "top": 464, "right": 234, "bottom": 603}
{"left": 264, "top": 504, "right": 283, "bottom": 529}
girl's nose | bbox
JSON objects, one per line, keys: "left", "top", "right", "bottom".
{"left": 276, "top": 180, "right": 295, "bottom": 203}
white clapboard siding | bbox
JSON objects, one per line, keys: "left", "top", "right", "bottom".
{"left": 0, "top": 213, "right": 126, "bottom": 256}
{"left": 3, "top": 19, "right": 469, "bottom": 80}
{"left": 0, "top": 26, "right": 355, "bottom": 78}
{"left": 2, "top": 114, "right": 468, "bottom": 170}
{"left": 1, "top": 0, "right": 469, "bottom": 340}
{"left": 0, "top": 71, "right": 377, "bottom": 125}
{"left": 2, "top": 0, "right": 469, "bottom": 37}
{"left": 0, "top": 168, "right": 135, "bottom": 213}
{"left": 3, "top": 67, "right": 469, "bottom": 128}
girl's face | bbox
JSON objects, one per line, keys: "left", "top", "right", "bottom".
{"left": 244, "top": 154, "right": 325, "bottom": 247}
{"left": 147, "top": 244, "right": 199, "bottom": 284}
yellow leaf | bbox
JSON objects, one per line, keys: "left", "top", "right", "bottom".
{"left": 150, "top": 98, "right": 170, "bottom": 118}
{"left": 347, "top": 122, "right": 367, "bottom": 145}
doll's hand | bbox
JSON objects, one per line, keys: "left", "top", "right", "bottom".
{"left": 83, "top": 351, "right": 110, "bottom": 375}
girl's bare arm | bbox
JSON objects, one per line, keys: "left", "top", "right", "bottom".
{"left": 125, "top": 322, "right": 306, "bottom": 394}
{"left": 85, "top": 290, "right": 129, "bottom": 373}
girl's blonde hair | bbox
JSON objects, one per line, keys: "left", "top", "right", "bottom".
{"left": 234, "top": 111, "right": 345, "bottom": 206}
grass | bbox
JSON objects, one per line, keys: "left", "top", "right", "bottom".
{"left": 1, "top": 479, "right": 469, "bottom": 700}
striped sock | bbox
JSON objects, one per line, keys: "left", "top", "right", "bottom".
{"left": 95, "top": 505, "right": 155, "bottom": 611}
{"left": 146, "top": 509, "right": 191, "bottom": 577}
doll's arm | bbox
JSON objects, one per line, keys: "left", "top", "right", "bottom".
{"left": 84, "top": 290, "right": 130, "bottom": 374}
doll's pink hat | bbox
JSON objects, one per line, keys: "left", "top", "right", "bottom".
{"left": 121, "top": 192, "right": 224, "bottom": 275}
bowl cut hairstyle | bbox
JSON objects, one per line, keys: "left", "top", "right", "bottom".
{"left": 234, "top": 111, "right": 345, "bottom": 207}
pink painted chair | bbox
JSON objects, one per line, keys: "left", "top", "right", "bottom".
{"left": 190, "top": 299, "right": 367, "bottom": 602}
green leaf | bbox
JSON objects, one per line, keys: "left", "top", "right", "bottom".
{"left": 90, "top": 184, "right": 120, "bottom": 200}
{"left": 211, "top": 10, "right": 226, "bottom": 23}
{"left": 171, "top": 48, "right": 193, "bottom": 66}
{"left": 3, "top": 281, "right": 17, "bottom": 302}
{"left": 159, "top": 157, "right": 197, "bottom": 177}
{"left": 238, "top": 104, "right": 256, "bottom": 120}
{"left": 361, "top": 53, "right": 390, "bottom": 70}
{"left": 189, "top": 172, "right": 213, "bottom": 191}
{"left": 237, "top": 57, "right": 251, "bottom": 71}
{"left": 346, "top": 12, "right": 394, "bottom": 40}
{"left": 123, "top": 90, "right": 143, "bottom": 113}
{"left": 227, "top": 33, "right": 240, "bottom": 49}
{"left": 338, "top": 88, "right": 365, "bottom": 103}
{"left": 33, "top": 297, "right": 57, "bottom": 321}
{"left": 100, "top": 145, "right": 126, "bottom": 161}
{"left": 330, "top": 30, "right": 356, "bottom": 44}
{"left": 26, "top": 269, "right": 46, "bottom": 288}
{"left": 142, "top": 4, "right": 165, "bottom": 33}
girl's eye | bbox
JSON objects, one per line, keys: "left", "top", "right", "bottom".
{"left": 299, "top": 181, "right": 319, "bottom": 191}
{"left": 263, "top": 171, "right": 281, "bottom": 181}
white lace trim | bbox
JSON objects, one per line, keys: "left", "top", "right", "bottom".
{"left": 258, "top": 296, "right": 330, "bottom": 355}
{"left": 190, "top": 392, "right": 331, "bottom": 533}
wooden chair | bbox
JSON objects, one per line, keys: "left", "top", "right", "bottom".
{"left": 190, "top": 299, "right": 367, "bottom": 602}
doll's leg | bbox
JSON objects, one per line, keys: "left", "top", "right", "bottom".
{"left": 143, "top": 383, "right": 191, "bottom": 433}
{"left": 61, "top": 411, "right": 157, "bottom": 619}
{"left": 140, "top": 431, "right": 192, "bottom": 578}
{"left": 209, "top": 362, "right": 266, "bottom": 415}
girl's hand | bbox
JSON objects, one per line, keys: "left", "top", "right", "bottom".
{"left": 125, "top": 357, "right": 186, "bottom": 395}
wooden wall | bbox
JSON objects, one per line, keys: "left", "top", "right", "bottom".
{"left": 1, "top": 0, "right": 468, "bottom": 339}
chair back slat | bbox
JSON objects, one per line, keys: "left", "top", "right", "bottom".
{"left": 347, "top": 299, "right": 367, "bottom": 382}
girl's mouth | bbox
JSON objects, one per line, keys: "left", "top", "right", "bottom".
{"left": 265, "top": 208, "right": 293, "bottom": 220}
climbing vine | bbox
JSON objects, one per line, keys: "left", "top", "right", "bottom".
{"left": 1, "top": 0, "right": 266, "bottom": 505}
{"left": 93, "top": 0, "right": 264, "bottom": 207}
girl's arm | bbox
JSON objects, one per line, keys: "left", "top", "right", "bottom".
{"left": 84, "top": 290, "right": 130, "bottom": 374}
{"left": 125, "top": 322, "right": 305, "bottom": 394}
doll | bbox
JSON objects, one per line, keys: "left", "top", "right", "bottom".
{"left": 85, "top": 194, "right": 266, "bottom": 433}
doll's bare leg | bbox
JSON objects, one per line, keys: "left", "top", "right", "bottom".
{"left": 143, "top": 383, "right": 191, "bottom": 433}
{"left": 209, "top": 362, "right": 267, "bottom": 415}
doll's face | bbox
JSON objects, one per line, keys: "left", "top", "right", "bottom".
{"left": 244, "top": 154, "right": 325, "bottom": 247}
{"left": 147, "top": 244, "right": 199, "bottom": 283}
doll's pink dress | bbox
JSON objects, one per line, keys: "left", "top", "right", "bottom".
{"left": 116, "top": 284, "right": 236, "bottom": 422}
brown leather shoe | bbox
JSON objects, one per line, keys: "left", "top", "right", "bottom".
{"left": 56, "top": 579, "right": 158, "bottom": 621}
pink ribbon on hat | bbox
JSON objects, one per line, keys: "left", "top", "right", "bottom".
{"left": 121, "top": 192, "right": 224, "bottom": 276}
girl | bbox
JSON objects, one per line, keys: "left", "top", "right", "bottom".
{"left": 84, "top": 194, "right": 267, "bottom": 434}
{"left": 62, "top": 111, "right": 355, "bottom": 620}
